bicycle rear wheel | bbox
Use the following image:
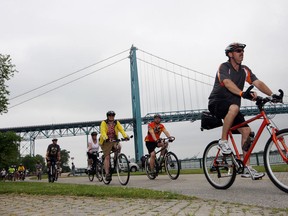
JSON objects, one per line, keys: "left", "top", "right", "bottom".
{"left": 165, "top": 151, "right": 180, "bottom": 180}
{"left": 145, "top": 156, "right": 156, "bottom": 180}
{"left": 116, "top": 153, "right": 130, "bottom": 185}
{"left": 264, "top": 128, "right": 288, "bottom": 193}
{"left": 203, "top": 140, "right": 236, "bottom": 189}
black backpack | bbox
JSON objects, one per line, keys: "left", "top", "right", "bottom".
{"left": 200, "top": 111, "right": 223, "bottom": 131}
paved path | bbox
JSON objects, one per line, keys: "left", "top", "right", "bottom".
{"left": 1, "top": 174, "right": 287, "bottom": 215}
{"left": 57, "top": 174, "right": 288, "bottom": 209}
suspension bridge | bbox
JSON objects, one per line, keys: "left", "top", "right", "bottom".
{"left": 1, "top": 45, "right": 288, "bottom": 162}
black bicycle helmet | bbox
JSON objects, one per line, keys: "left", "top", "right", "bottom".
{"left": 106, "top": 110, "right": 116, "bottom": 117}
{"left": 91, "top": 131, "right": 97, "bottom": 136}
{"left": 154, "top": 114, "right": 161, "bottom": 119}
{"left": 225, "top": 42, "right": 246, "bottom": 56}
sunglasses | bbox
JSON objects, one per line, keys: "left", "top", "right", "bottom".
{"left": 108, "top": 114, "right": 115, "bottom": 116}
{"left": 234, "top": 49, "right": 244, "bottom": 53}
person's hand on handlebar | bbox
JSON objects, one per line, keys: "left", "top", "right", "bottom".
{"left": 270, "top": 92, "right": 283, "bottom": 103}
{"left": 240, "top": 85, "right": 257, "bottom": 101}
{"left": 240, "top": 90, "right": 257, "bottom": 100}
{"left": 168, "top": 137, "right": 174, "bottom": 142}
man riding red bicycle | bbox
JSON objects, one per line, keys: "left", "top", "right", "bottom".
{"left": 208, "top": 42, "right": 282, "bottom": 179}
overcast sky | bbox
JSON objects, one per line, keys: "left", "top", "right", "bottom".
{"left": 1, "top": 0, "right": 288, "bottom": 167}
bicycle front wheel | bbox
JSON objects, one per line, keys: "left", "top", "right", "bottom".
{"left": 88, "top": 171, "right": 94, "bottom": 182}
{"left": 203, "top": 140, "right": 236, "bottom": 190}
{"left": 116, "top": 153, "right": 130, "bottom": 185}
{"left": 96, "top": 162, "right": 103, "bottom": 182}
{"left": 101, "top": 162, "right": 111, "bottom": 185}
{"left": 264, "top": 128, "right": 288, "bottom": 193}
{"left": 165, "top": 152, "right": 180, "bottom": 180}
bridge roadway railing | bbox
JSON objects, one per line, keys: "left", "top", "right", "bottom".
{"left": 1, "top": 104, "right": 288, "bottom": 141}
{"left": 0, "top": 104, "right": 288, "bottom": 156}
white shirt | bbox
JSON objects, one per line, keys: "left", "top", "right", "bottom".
{"left": 87, "top": 139, "right": 99, "bottom": 153}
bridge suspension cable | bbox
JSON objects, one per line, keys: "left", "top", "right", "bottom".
{"left": 136, "top": 48, "right": 214, "bottom": 116}
{"left": 137, "top": 48, "right": 214, "bottom": 79}
{"left": 10, "top": 49, "right": 130, "bottom": 101}
{"left": 9, "top": 54, "right": 129, "bottom": 109}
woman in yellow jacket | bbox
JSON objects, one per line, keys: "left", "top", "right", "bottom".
{"left": 100, "top": 111, "right": 129, "bottom": 181}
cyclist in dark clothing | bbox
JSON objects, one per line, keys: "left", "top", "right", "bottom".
{"left": 46, "top": 138, "right": 61, "bottom": 172}
{"left": 208, "top": 42, "right": 279, "bottom": 179}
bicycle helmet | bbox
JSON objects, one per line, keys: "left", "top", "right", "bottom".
{"left": 91, "top": 131, "right": 98, "bottom": 136}
{"left": 154, "top": 114, "right": 161, "bottom": 119}
{"left": 106, "top": 110, "right": 116, "bottom": 117}
{"left": 52, "top": 138, "right": 58, "bottom": 141}
{"left": 225, "top": 42, "right": 246, "bottom": 56}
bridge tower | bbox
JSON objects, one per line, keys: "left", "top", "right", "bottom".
{"left": 129, "top": 45, "right": 144, "bottom": 162}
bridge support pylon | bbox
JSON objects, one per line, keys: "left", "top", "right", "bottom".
{"left": 129, "top": 45, "right": 144, "bottom": 162}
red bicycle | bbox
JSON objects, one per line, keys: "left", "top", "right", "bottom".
{"left": 203, "top": 87, "right": 288, "bottom": 193}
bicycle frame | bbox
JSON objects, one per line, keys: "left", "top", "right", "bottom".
{"left": 228, "top": 109, "right": 288, "bottom": 166}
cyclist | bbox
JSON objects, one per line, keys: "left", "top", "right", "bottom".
{"left": 87, "top": 132, "right": 100, "bottom": 171}
{"left": 7, "top": 165, "right": 16, "bottom": 180}
{"left": 17, "top": 163, "right": 25, "bottom": 172}
{"left": 99, "top": 111, "right": 129, "bottom": 181}
{"left": 208, "top": 42, "right": 281, "bottom": 179}
{"left": 145, "top": 114, "right": 173, "bottom": 176}
{"left": 46, "top": 138, "right": 61, "bottom": 177}
{"left": 35, "top": 161, "right": 43, "bottom": 180}
{"left": 1, "top": 168, "right": 6, "bottom": 180}
{"left": 17, "top": 163, "right": 25, "bottom": 180}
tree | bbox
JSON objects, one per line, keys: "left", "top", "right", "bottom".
{"left": 21, "top": 154, "right": 45, "bottom": 173}
{"left": 60, "top": 149, "right": 71, "bottom": 172}
{"left": 0, "top": 54, "right": 17, "bottom": 114}
{"left": 0, "top": 132, "right": 21, "bottom": 168}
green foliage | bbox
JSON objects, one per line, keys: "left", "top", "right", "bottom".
{"left": 60, "top": 149, "right": 71, "bottom": 172}
{"left": 21, "top": 154, "right": 45, "bottom": 172}
{"left": 0, "top": 54, "right": 17, "bottom": 114}
{"left": 0, "top": 132, "right": 21, "bottom": 168}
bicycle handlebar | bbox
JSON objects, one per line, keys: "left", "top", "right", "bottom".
{"left": 158, "top": 136, "right": 175, "bottom": 143}
{"left": 244, "top": 85, "right": 284, "bottom": 111}
{"left": 105, "top": 135, "right": 133, "bottom": 143}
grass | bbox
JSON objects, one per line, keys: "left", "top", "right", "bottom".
{"left": 0, "top": 181, "right": 195, "bottom": 200}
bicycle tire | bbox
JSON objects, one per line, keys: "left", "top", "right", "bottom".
{"left": 88, "top": 171, "right": 94, "bottom": 182}
{"left": 50, "top": 165, "right": 55, "bottom": 183}
{"left": 116, "top": 153, "right": 130, "bottom": 185}
{"left": 101, "top": 161, "right": 111, "bottom": 185}
{"left": 203, "top": 140, "right": 236, "bottom": 190}
{"left": 145, "top": 156, "right": 156, "bottom": 180}
{"left": 165, "top": 151, "right": 180, "bottom": 180}
{"left": 55, "top": 168, "right": 59, "bottom": 181}
{"left": 96, "top": 162, "right": 103, "bottom": 182}
{"left": 264, "top": 128, "right": 288, "bottom": 193}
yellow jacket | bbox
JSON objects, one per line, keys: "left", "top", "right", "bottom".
{"left": 99, "top": 120, "right": 128, "bottom": 145}
{"left": 18, "top": 165, "right": 25, "bottom": 172}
